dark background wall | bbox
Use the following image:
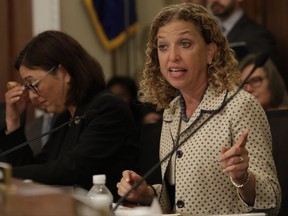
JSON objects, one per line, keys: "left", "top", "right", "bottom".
{"left": 0, "top": 0, "right": 32, "bottom": 101}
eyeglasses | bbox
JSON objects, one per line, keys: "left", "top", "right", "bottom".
{"left": 244, "top": 76, "right": 267, "bottom": 89}
{"left": 25, "top": 65, "right": 57, "bottom": 94}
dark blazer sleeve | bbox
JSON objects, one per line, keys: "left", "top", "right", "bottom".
{"left": 10, "top": 92, "right": 138, "bottom": 199}
{"left": 0, "top": 126, "right": 34, "bottom": 164}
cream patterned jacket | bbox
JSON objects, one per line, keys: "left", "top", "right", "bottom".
{"left": 153, "top": 85, "right": 281, "bottom": 215}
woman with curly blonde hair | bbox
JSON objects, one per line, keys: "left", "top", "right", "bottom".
{"left": 139, "top": 2, "right": 240, "bottom": 109}
{"left": 117, "top": 3, "right": 280, "bottom": 215}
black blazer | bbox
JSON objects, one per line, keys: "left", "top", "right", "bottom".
{"left": 227, "top": 13, "right": 276, "bottom": 60}
{"left": 0, "top": 91, "right": 138, "bottom": 200}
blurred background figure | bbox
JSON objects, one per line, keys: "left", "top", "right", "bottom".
{"left": 107, "top": 76, "right": 162, "bottom": 127}
{"left": 107, "top": 76, "right": 163, "bottom": 185}
{"left": 178, "top": 0, "right": 207, "bottom": 6}
{"left": 207, "top": 0, "right": 276, "bottom": 60}
{"left": 107, "top": 76, "right": 138, "bottom": 106}
{"left": 107, "top": 76, "right": 143, "bottom": 129}
{"left": 240, "top": 54, "right": 288, "bottom": 111}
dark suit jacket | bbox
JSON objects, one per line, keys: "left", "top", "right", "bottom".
{"left": 0, "top": 91, "right": 138, "bottom": 200}
{"left": 227, "top": 13, "right": 276, "bottom": 60}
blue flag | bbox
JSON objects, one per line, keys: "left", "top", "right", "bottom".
{"left": 83, "top": 0, "right": 139, "bottom": 51}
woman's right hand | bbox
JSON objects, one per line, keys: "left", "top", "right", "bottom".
{"left": 5, "top": 81, "right": 30, "bottom": 132}
{"left": 117, "top": 170, "right": 154, "bottom": 206}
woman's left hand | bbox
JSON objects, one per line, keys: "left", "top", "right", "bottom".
{"left": 219, "top": 129, "right": 250, "bottom": 184}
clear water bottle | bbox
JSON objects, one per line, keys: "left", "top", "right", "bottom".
{"left": 87, "top": 174, "right": 114, "bottom": 214}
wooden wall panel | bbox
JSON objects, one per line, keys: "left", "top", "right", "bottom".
{"left": 0, "top": 0, "right": 10, "bottom": 102}
{"left": 265, "top": 0, "right": 288, "bottom": 84}
{"left": 240, "top": 0, "right": 288, "bottom": 88}
{"left": 0, "top": 0, "right": 32, "bottom": 103}
{"left": 239, "top": 0, "right": 264, "bottom": 24}
{"left": 10, "top": 0, "right": 33, "bottom": 87}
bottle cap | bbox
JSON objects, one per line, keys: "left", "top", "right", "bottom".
{"left": 93, "top": 174, "right": 106, "bottom": 184}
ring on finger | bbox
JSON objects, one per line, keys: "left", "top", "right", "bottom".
{"left": 239, "top": 156, "right": 244, "bottom": 163}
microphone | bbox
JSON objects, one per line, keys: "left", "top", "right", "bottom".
{"left": 0, "top": 110, "right": 97, "bottom": 159}
{"left": 254, "top": 52, "right": 270, "bottom": 68}
{"left": 239, "top": 52, "right": 269, "bottom": 89}
{"left": 220, "top": 52, "right": 270, "bottom": 110}
{"left": 112, "top": 52, "right": 269, "bottom": 211}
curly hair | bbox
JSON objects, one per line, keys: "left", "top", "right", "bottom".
{"left": 139, "top": 3, "right": 241, "bottom": 110}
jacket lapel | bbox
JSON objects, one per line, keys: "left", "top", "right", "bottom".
{"left": 165, "top": 86, "right": 229, "bottom": 151}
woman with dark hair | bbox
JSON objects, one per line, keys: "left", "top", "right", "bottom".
{"left": 1, "top": 30, "right": 138, "bottom": 200}
{"left": 240, "top": 54, "right": 288, "bottom": 111}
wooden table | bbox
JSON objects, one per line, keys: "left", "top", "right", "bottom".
{"left": 0, "top": 179, "right": 110, "bottom": 216}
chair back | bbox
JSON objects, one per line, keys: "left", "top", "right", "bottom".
{"left": 266, "top": 109, "right": 288, "bottom": 216}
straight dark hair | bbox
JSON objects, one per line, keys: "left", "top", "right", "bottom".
{"left": 15, "top": 30, "right": 105, "bottom": 106}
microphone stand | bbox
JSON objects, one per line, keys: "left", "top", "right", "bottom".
{"left": 113, "top": 52, "right": 269, "bottom": 212}
{"left": 0, "top": 115, "right": 86, "bottom": 159}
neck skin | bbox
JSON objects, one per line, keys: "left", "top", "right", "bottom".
{"left": 180, "top": 80, "right": 207, "bottom": 118}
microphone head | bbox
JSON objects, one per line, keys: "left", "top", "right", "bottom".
{"left": 254, "top": 52, "right": 269, "bottom": 68}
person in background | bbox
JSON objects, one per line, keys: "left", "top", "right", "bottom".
{"left": 117, "top": 3, "right": 280, "bottom": 215}
{"left": 107, "top": 76, "right": 162, "bottom": 126}
{"left": 178, "top": 0, "right": 207, "bottom": 6}
{"left": 207, "top": 0, "right": 276, "bottom": 60}
{"left": 106, "top": 75, "right": 163, "bottom": 183}
{"left": 107, "top": 76, "right": 143, "bottom": 127}
{"left": 240, "top": 54, "right": 288, "bottom": 111}
{"left": 1, "top": 30, "right": 138, "bottom": 200}
{"left": 107, "top": 76, "right": 163, "bottom": 185}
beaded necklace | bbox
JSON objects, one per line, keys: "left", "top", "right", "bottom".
{"left": 180, "top": 95, "right": 190, "bottom": 122}
{"left": 179, "top": 85, "right": 208, "bottom": 123}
